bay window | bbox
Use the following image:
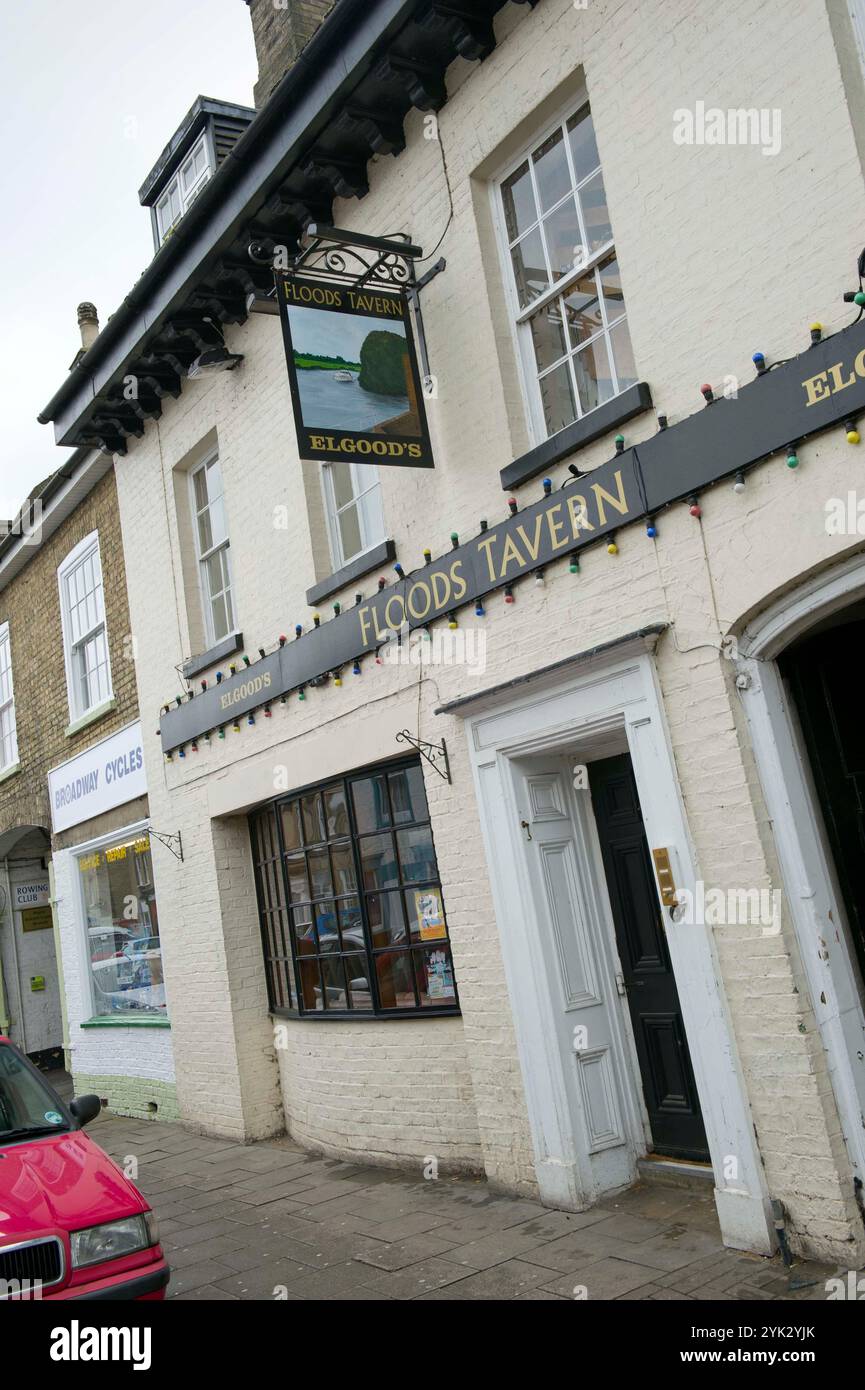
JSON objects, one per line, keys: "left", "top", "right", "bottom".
{"left": 251, "top": 759, "right": 458, "bottom": 1017}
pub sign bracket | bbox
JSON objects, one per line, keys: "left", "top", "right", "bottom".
{"left": 395, "top": 731, "right": 451, "bottom": 783}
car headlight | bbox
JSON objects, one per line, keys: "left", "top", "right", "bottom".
{"left": 71, "top": 1212, "right": 157, "bottom": 1269}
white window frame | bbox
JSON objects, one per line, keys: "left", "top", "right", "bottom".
{"left": 851, "top": 1, "right": 865, "bottom": 76}
{"left": 491, "top": 95, "right": 635, "bottom": 446}
{"left": 57, "top": 530, "right": 114, "bottom": 725}
{"left": 321, "top": 462, "right": 386, "bottom": 571}
{"left": 0, "top": 622, "right": 19, "bottom": 772}
{"left": 189, "top": 451, "right": 236, "bottom": 648}
{"left": 155, "top": 131, "right": 214, "bottom": 244}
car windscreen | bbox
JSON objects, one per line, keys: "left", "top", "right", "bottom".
{"left": 0, "top": 1046, "right": 71, "bottom": 1138}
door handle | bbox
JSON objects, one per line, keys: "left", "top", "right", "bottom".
{"left": 520, "top": 819, "right": 533, "bottom": 841}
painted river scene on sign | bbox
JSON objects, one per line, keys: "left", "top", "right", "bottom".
{"left": 289, "top": 304, "right": 418, "bottom": 435}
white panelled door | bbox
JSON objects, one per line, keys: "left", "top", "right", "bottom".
{"left": 515, "top": 753, "right": 642, "bottom": 1198}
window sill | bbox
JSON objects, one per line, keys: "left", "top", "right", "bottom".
{"left": 0, "top": 761, "right": 21, "bottom": 786}
{"left": 499, "top": 382, "right": 654, "bottom": 491}
{"left": 65, "top": 697, "right": 117, "bottom": 739}
{"left": 80, "top": 1016, "right": 171, "bottom": 1028}
{"left": 182, "top": 630, "right": 244, "bottom": 680}
{"left": 269, "top": 1006, "right": 461, "bottom": 1023}
{"left": 305, "top": 539, "right": 396, "bottom": 607}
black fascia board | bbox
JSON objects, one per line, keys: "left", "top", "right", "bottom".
{"left": 37, "top": 0, "right": 422, "bottom": 445}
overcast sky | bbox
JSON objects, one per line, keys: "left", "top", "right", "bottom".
{"left": 0, "top": 0, "right": 258, "bottom": 518}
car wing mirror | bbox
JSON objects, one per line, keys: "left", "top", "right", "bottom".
{"left": 69, "top": 1094, "right": 102, "bottom": 1127}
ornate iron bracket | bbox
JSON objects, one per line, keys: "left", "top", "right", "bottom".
{"left": 149, "top": 828, "right": 184, "bottom": 863}
{"left": 287, "top": 223, "right": 422, "bottom": 290}
{"left": 395, "top": 731, "right": 451, "bottom": 783}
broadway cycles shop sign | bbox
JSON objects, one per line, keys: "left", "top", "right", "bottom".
{"left": 277, "top": 273, "right": 433, "bottom": 468}
{"left": 49, "top": 721, "right": 147, "bottom": 833}
{"left": 161, "top": 315, "right": 865, "bottom": 754}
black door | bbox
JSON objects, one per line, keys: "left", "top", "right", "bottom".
{"left": 589, "top": 754, "right": 709, "bottom": 1161}
{"left": 780, "top": 619, "right": 865, "bottom": 986}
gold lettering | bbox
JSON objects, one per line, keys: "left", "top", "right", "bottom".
{"left": 407, "top": 580, "right": 432, "bottom": 620}
{"left": 358, "top": 606, "right": 373, "bottom": 646}
{"left": 516, "top": 515, "right": 544, "bottom": 562}
{"left": 499, "top": 532, "right": 526, "bottom": 578}
{"left": 385, "top": 594, "right": 406, "bottom": 630}
{"left": 430, "top": 570, "right": 452, "bottom": 609}
{"left": 567, "top": 493, "right": 593, "bottom": 535}
{"left": 828, "top": 362, "right": 856, "bottom": 393}
{"left": 546, "top": 503, "right": 568, "bottom": 551}
{"left": 450, "top": 560, "right": 467, "bottom": 602}
{"left": 802, "top": 370, "right": 830, "bottom": 407}
{"left": 591, "top": 469, "right": 629, "bottom": 527}
{"left": 371, "top": 605, "right": 388, "bottom": 643}
{"left": 477, "top": 532, "right": 498, "bottom": 583}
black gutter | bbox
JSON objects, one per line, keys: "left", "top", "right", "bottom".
{"left": 37, "top": 0, "right": 420, "bottom": 443}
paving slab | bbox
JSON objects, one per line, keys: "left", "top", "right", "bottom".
{"left": 81, "top": 1102, "right": 851, "bottom": 1301}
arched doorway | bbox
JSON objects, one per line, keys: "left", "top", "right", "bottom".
{"left": 780, "top": 607, "right": 865, "bottom": 996}
{"left": 0, "top": 824, "right": 63, "bottom": 1069}
{"left": 737, "top": 558, "right": 865, "bottom": 1200}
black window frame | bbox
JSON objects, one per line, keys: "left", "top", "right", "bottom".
{"left": 249, "top": 756, "right": 460, "bottom": 1020}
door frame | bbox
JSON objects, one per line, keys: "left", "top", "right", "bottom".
{"left": 736, "top": 553, "right": 865, "bottom": 1190}
{"left": 508, "top": 743, "right": 652, "bottom": 1198}
{"left": 461, "top": 634, "right": 775, "bottom": 1253}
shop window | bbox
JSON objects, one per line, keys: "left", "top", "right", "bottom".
{"left": 321, "top": 461, "right": 386, "bottom": 570}
{"left": 57, "top": 531, "right": 113, "bottom": 723}
{"left": 77, "top": 832, "right": 165, "bottom": 1019}
{"left": 0, "top": 622, "right": 18, "bottom": 771}
{"left": 190, "top": 451, "right": 236, "bottom": 645}
{"left": 495, "top": 102, "right": 637, "bottom": 442}
{"left": 250, "top": 759, "right": 458, "bottom": 1017}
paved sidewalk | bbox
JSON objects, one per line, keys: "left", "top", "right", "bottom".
{"left": 83, "top": 1104, "right": 846, "bottom": 1302}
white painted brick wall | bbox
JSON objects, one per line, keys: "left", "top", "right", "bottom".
{"left": 111, "top": 0, "right": 865, "bottom": 1252}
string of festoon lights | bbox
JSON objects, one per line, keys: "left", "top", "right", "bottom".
{"left": 159, "top": 315, "right": 862, "bottom": 761}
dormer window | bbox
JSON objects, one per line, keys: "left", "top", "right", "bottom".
{"left": 140, "top": 98, "right": 255, "bottom": 255}
{"left": 155, "top": 133, "right": 212, "bottom": 243}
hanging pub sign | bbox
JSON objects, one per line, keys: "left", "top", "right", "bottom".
{"left": 277, "top": 273, "right": 434, "bottom": 469}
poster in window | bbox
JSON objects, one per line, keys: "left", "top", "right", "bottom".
{"left": 277, "top": 273, "right": 434, "bottom": 469}
{"left": 415, "top": 889, "right": 446, "bottom": 941}
{"left": 426, "top": 949, "right": 455, "bottom": 1000}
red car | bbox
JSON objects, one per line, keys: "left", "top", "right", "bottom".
{"left": 0, "top": 1035, "right": 169, "bottom": 1300}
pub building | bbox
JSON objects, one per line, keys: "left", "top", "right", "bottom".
{"left": 36, "top": 0, "right": 865, "bottom": 1263}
